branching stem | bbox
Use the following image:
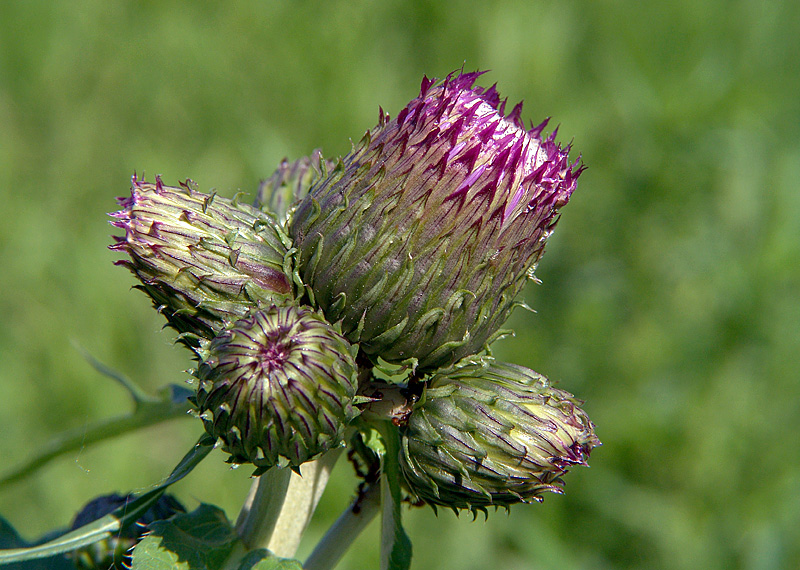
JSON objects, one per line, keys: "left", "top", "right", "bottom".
{"left": 304, "top": 482, "right": 381, "bottom": 570}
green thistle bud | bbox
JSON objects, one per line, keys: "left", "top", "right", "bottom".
{"left": 69, "top": 492, "right": 185, "bottom": 570}
{"left": 254, "top": 149, "right": 334, "bottom": 225}
{"left": 110, "top": 175, "right": 294, "bottom": 345}
{"left": 399, "top": 360, "right": 599, "bottom": 513}
{"left": 194, "top": 305, "right": 359, "bottom": 471}
{"left": 290, "top": 72, "right": 583, "bottom": 371}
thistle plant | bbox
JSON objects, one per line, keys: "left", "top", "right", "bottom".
{"left": 0, "top": 71, "right": 598, "bottom": 570}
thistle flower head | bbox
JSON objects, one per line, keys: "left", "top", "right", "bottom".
{"left": 193, "top": 304, "right": 359, "bottom": 471}
{"left": 399, "top": 359, "right": 599, "bottom": 513}
{"left": 290, "top": 71, "right": 583, "bottom": 371}
{"left": 254, "top": 149, "right": 334, "bottom": 226}
{"left": 110, "top": 176, "right": 294, "bottom": 345}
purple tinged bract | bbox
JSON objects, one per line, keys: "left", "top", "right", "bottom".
{"left": 110, "top": 176, "right": 294, "bottom": 346}
{"left": 399, "top": 359, "right": 600, "bottom": 513}
{"left": 193, "top": 305, "right": 359, "bottom": 471}
{"left": 290, "top": 71, "right": 583, "bottom": 371}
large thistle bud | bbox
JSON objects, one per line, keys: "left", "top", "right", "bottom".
{"left": 254, "top": 149, "right": 334, "bottom": 226}
{"left": 193, "top": 304, "right": 359, "bottom": 471}
{"left": 110, "top": 175, "right": 294, "bottom": 345}
{"left": 290, "top": 71, "right": 583, "bottom": 371}
{"left": 399, "top": 360, "right": 599, "bottom": 512}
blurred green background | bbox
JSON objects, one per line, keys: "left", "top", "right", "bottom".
{"left": 1, "top": 1, "right": 799, "bottom": 568}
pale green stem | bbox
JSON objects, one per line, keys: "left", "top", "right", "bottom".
{"left": 304, "top": 482, "right": 381, "bottom": 570}
{"left": 235, "top": 466, "right": 293, "bottom": 550}
{"left": 267, "top": 450, "right": 341, "bottom": 558}
{"left": 233, "top": 450, "right": 341, "bottom": 558}
{"left": 380, "top": 471, "right": 394, "bottom": 570}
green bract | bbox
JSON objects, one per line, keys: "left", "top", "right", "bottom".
{"left": 399, "top": 359, "right": 599, "bottom": 513}
{"left": 254, "top": 149, "right": 334, "bottom": 226}
{"left": 110, "top": 175, "right": 294, "bottom": 345}
{"left": 193, "top": 305, "right": 359, "bottom": 471}
{"left": 290, "top": 72, "right": 582, "bottom": 371}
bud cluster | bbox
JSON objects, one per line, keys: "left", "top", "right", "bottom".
{"left": 110, "top": 70, "right": 597, "bottom": 510}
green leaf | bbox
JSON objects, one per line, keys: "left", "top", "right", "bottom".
{"left": 131, "top": 504, "right": 238, "bottom": 570}
{"left": 361, "top": 425, "right": 386, "bottom": 458}
{"left": 0, "top": 517, "right": 26, "bottom": 551}
{"left": 0, "top": 435, "right": 214, "bottom": 566}
{"left": 236, "top": 550, "right": 303, "bottom": 570}
{"left": 377, "top": 424, "right": 412, "bottom": 570}
{"left": 131, "top": 505, "right": 303, "bottom": 570}
{"left": 0, "top": 515, "right": 74, "bottom": 569}
{"left": 72, "top": 342, "right": 160, "bottom": 406}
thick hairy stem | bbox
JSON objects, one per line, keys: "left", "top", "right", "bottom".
{"left": 234, "top": 450, "right": 342, "bottom": 558}
{"left": 304, "top": 482, "right": 381, "bottom": 570}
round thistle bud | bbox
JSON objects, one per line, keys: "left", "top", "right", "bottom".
{"left": 254, "top": 149, "right": 334, "bottom": 226}
{"left": 69, "top": 493, "right": 185, "bottom": 570}
{"left": 290, "top": 71, "right": 583, "bottom": 371}
{"left": 194, "top": 305, "right": 359, "bottom": 471}
{"left": 109, "top": 175, "right": 294, "bottom": 345}
{"left": 399, "top": 360, "right": 599, "bottom": 512}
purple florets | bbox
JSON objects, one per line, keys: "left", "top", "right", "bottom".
{"left": 290, "top": 70, "right": 584, "bottom": 370}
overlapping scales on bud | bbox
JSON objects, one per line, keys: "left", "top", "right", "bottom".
{"left": 290, "top": 71, "right": 583, "bottom": 371}
{"left": 399, "top": 360, "right": 599, "bottom": 513}
{"left": 194, "top": 305, "right": 359, "bottom": 472}
{"left": 110, "top": 175, "right": 294, "bottom": 345}
{"left": 254, "top": 149, "right": 334, "bottom": 226}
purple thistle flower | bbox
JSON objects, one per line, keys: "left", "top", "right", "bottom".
{"left": 290, "top": 71, "right": 583, "bottom": 371}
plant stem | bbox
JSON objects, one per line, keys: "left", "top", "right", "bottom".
{"left": 304, "top": 482, "right": 381, "bottom": 570}
{"left": 234, "top": 450, "right": 341, "bottom": 558}
{"left": 378, "top": 423, "right": 412, "bottom": 570}
{"left": 266, "top": 450, "right": 341, "bottom": 558}
{"left": 235, "top": 466, "right": 293, "bottom": 550}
